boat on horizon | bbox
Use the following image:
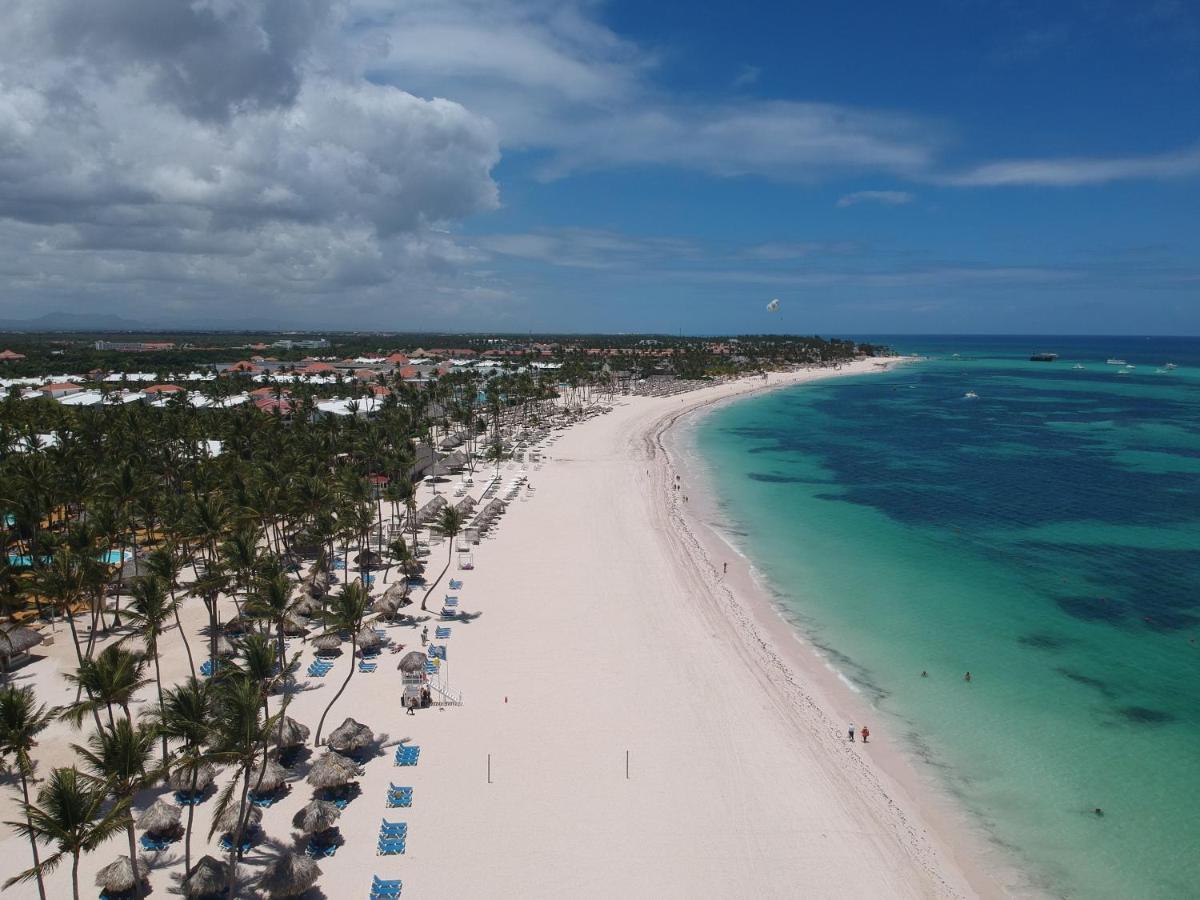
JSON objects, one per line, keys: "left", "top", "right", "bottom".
{"left": 1030, "top": 352, "right": 1058, "bottom": 362}
{"left": 1164, "top": 362, "right": 1178, "bottom": 370}
{"left": 1072, "top": 364, "right": 1086, "bottom": 370}
{"left": 1106, "top": 358, "right": 1128, "bottom": 366}
{"left": 964, "top": 391, "right": 979, "bottom": 399}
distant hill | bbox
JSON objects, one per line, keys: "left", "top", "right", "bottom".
{"left": 0, "top": 311, "right": 149, "bottom": 332}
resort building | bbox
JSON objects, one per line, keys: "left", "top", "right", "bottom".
{"left": 38, "top": 381, "right": 86, "bottom": 398}
{"left": 93, "top": 340, "right": 176, "bottom": 352}
{"left": 0, "top": 349, "right": 26, "bottom": 361}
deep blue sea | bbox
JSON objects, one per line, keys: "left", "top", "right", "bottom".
{"left": 693, "top": 336, "right": 1200, "bottom": 899}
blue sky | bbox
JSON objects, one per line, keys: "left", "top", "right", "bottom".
{"left": 0, "top": 0, "right": 1197, "bottom": 334}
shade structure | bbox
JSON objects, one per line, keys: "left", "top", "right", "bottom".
{"left": 182, "top": 855, "right": 230, "bottom": 898}
{"left": 95, "top": 855, "right": 146, "bottom": 893}
{"left": 281, "top": 614, "right": 309, "bottom": 636}
{"left": 270, "top": 715, "right": 311, "bottom": 748}
{"left": 257, "top": 850, "right": 321, "bottom": 898}
{"left": 399, "top": 650, "right": 428, "bottom": 673}
{"left": 168, "top": 762, "right": 217, "bottom": 792}
{"left": 0, "top": 625, "right": 43, "bottom": 659}
{"left": 292, "top": 596, "right": 322, "bottom": 617}
{"left": 291, "top": 798, "right": 341, "bottom": 834}
{"left": 356, "top": 626, "right": 382, "bottom": 652}
{"left": 312, "top": 634, "right": 341, "bottom": 653}
{"left": 305, "top": 751, "right": 361, "bottom": 789}
{"left": 440, "top": 450, "right": 468, "bottom": 470}
{"left": 222, "top": 616, "right": 250, "bottom": 635}
{"left": 375, "top": 596, "right": 402, "bottom": 616}
{"left": 136, "top": 798, "right": 181, "bottom": 834}
{"left": 251, "top": 759, "right": 288, "bottom": 792}
{"left": 381, "top": 581, "right": 408, "bottom": 604}
{"left": 354, "top": 549, "right": 382, "bottom": 567}
{"left": 327, "top": 717, "right": 374, "bottom": 754}
{"left": 454, "top": 495, "right": 477, "bottom": 516}
{"left": 215, "top": 802, "right": 262, "bottom": 834}
{"left": 215, "top": 634, "right": 237, "bottom": 657}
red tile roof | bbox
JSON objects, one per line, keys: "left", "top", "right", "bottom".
{"left": 0, "top": 349, "right": 26, "bottom": 360}
{"left": 143, "top": 384, "right": 182, "bottom": 394}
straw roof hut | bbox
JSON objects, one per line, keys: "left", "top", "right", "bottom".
{"left": 355, "top": 626, "right": 382, "bottom": 653}
{"left": 95, "top": 855, "right": 147, "bottom": 895}
{"left": 292, "top": 595, "right": 322, "bottom": 617}
{"left": 215, "top": 802, "right": 261, "bottom": 834}
{"left": 327, "top": 717, "right": 374, "bottom": 754}
{"left": 399, "top": 650, "right": 428, "bottom": 674}
{"left": 354, "top": 549, "right": 382, "bottom": 567}
{"left": 312, "top": 634, "right": 341, "bottom": 653}
{"left": 270, "top": 716, "right": 311, "bottom": 749}
{"left": 454, "top": 495, "right": 477, "bottom": 516}
{"left": 375, "top": 595, "right": 402, "bottom": 617}
{"left": 305, "top": 751, "right": 360, "bottom": 789}
{"left": 440, "top": 450, "right": 469, "bottom": 471}
{"left": 221, "top": 615, "right": 250, "bottom": 635}
{"left": 182, "top": 855, "right": 230, "bottom": 898}
{"left": 0, "top": 625, "right": 43, "bottom": 668}
{"left": 136, "top": 798, "right": 181, "bottom": 835}
{"left": 281, "top": 614, "right": 309, "bottom": 637}
{"left": 215, "top": 634, "right": 237, "bottom": 657}
{"left": 291, "top": 799, "right": 341, "bottom": 834}
{"left": 257, "top": 851, "right": 321, "bottom": 899}
{"left": 251, "top": 759, "right": 288, "bottom": 793}
{"left": 168, "top": 762, "right": 217, "bottom": 792}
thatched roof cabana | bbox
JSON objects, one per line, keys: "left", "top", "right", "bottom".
{"left": 327, "top": 717, "right": 374, "bottom": 754}
{"left": 414, "top": 495, "right": 447, "bottom": 526}
{"left": 251, "top": 759, "right": 288, "bottom": 793}
{"left": 356, "top": 626, "right": 382, "bottom": 653}
{"left": 257, "top": 851, "right": 321, "bottom": 899}
{"left": 270, "top": 716, "right": 310, "bottom": 748}
{"left": 399, "top": 650, "right": 428, "bottom": 673}
{"left": 215, "top": 802, "right": 261, "bottom": 834}
{"left": 221, "top": 615, "right": 250, "bottom": 635}
{"left": 95, "top": 855, "right": 146, "bottom": 894}
{"left": 291, "top": 799, "right": 341, "bottom": 834}
{"left": 136, "top": 798, "right": 181, "bottom": 834}
{"left": 305, "top": 751, "right": 361, "bottom": 789}
{"left": 182, "top": 855, "right": 230, "bottom": 898}
{"left": 215, "top": 634, "right": 237, "bottom": 657}
{"left": 312, "top": 634, "right": 341, "bottom": 653}
{"left": 281, "top": 614, "right": 309, "bottom": 636}
{"left": 454, "top": 495, "right": 477, "bottom": 516}
{"left": 168, "top": 762, "right": 217, "bottom": 792}
{"left": 354, "top": 549, "right": 382, "bottom": 567}
{"left": 292, "top": 596, "right": 322, "bottom": 617}
{"left": 0, "top": 625, "right": 43, "bottom": 662}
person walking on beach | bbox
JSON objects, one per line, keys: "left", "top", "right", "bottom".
{"left": 421, "top": 626, "right": 428, "bottom": 646}
{"left": 848, "top": 723, "right": 855, "bottom": 742}
{"left": 723, "top": 562, "right": 728, "bottom": 575}
{"left": 861, "top": 725, "right": 870, "bottom": 743}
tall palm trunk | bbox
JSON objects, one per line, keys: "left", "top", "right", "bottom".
{"left": 168, "top": 585, "right": 196, "bottom": 677}
{"left": 70, "top": 850, "right": 81, "bottom": 900}
{"left": 183, "top": 762, "right": 197, "bottom": 876}
{"left": 420, "top": 535, "right": 455, "bottom": 612}
{"left": 125, "top": 815, "right": 144, "bottom": 899}
{"left": 17, "top": 770, "right": 47, "bottom": 900}
{"left": 314, "top": 635, "right": 356, "bottom": 745}
{"left": 228, "top": 767, "right": 252, "bottom": 895}
{"left": 150, "top": 646, "right": 168, "bottom": 767}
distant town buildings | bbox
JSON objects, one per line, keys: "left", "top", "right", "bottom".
{"left": 0, "top": 349, "right": 26, "bottom": 361}
{"left": 93, "top": 340, "right": 176, "bottom": 352}
{"left": 271, "top": 338, "right": 330, "bottom": 350}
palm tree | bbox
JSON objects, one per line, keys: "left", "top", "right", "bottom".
{"left": 74, "top": 718, "right": 158, "bottom": 900}
{"left": 122, "top": 574, "right": 179, "bottom": 766}
{"left": 3, "top": 766, "right": 128, "bottom": 900}
{"left": 0, "top": 685, "right": 56, "bottom": 900}
{"left": 154, "top": 677, "right": 212, "bottom": 876}
{"left": 313, "top": 580, "right": 370, "bottom": 746}
{"left": 206, "top": 676, "right": 276, "bottom": 896}
{"left": 244, "top": 566, "right": 296, "bottom": 682}
{"left": 143, "top": 543, "right": 195, "bottom": 677}
{"left": 61, "top": 645, "right": 149, "bottom": 730}
{"left": 420, "top": 507, "right": 464, "bottom": 612}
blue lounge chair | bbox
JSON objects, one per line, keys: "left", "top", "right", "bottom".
{"left": 443, "top": 596, "right": 459, "bottom": 607}
{"left": 380, "top": 818, "right": 407, "bottom": 833}
{"left": 140, "top": 834, "right": 170, "bottom": 852}
{"left": 174, "top": 790, "right": 203, "bottom": 806}
{"left": 250, "top": 792, "right": 278, "bottom": 808}
{"left": 305, "top": 838, "right": 337, "bottom": 858}
{"left": 218, "top": 834, "right": 254, "bottom": 854}
{"left": 435, "top": 627, "right": 451, "bottom": 639}
{"left": 449, "top": 579, "right": 463, "bottom": 590}
{"left": 358, "top": 662, "right": 377, "bottom": 673}
{"left": 386, "top": 784, "right": 412, "bottom": 807}
{"left": 376, "top": 837, "right": 407, "bottom": 855}
{"left": 393, "top": 745, "right": 420, "bottom": 766}
{"left": 370, "top": 881, "right": 403, "bottom": 898}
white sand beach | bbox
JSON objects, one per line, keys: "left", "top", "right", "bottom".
{"left": 1, "top": 359, "right": 1000, "bottom": 899}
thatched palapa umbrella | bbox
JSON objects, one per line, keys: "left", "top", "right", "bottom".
{"left": 281, "top": 614, "right": 309, "bottom": 636}
{"left": 312, "top": 634, "right": 341, "bottom": 654}
{"left": 271, "top": 715, "right": 311, "bottom": 748}
{"left": 169, "top": 762, "right": 217, "bottom": 793}
{"left": 215, "top": 634, "right": 237, "bottom": 657}
{"left": 251, "top": 759, "right": 288, "bottom": 793}
{"left": 215, "top": 802, "right": 262, "bottom": 834}
{"left": 136, "top": 798, "right": 181, "bottom": 835}
{"left": 399, "top": 650, "right": 428, "bottom": 673}
{"left": 258, "top": 850, "right": 321, "bottom": 899}
{"left": 182, "top": 855, "right": 230, "bottom": 898}
{"left": 0, "top": 625, "right": 43, "bottom": 665}
{"left": 292, "top": 596, "right": 322, "bottom": 617}
{"left": 292, "top": 799, "right": 341, "bottom": 834}
{"left": 222, "top": 615, "right": 250, "bottom": 635}
{"left": 354, "top": 549, "right": 382, "bottom": 568}
{"left": 95, "top": 855, "right": 147, "bottom": 895}
{"left": 327, "top": 717, "right": 374, "bottom": 754}
{"left": 305, "top": 751, "right": 361, "bottom": 789}
{"left": 356, "top": 626, "right": 382, "bottom": 653}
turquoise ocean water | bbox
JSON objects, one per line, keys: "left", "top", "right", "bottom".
{"left": 693, "top": 337, "right": 1200, "bottom": 899}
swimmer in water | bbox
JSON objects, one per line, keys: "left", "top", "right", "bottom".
{"left": 964, "top": 671, "right": 972, "bottom": 682}
{"left": 1094, "top": 808, "right": 1104, "bottom": 817}
{"left": 921, "top": 670, "right": 928, "bottom": 678}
